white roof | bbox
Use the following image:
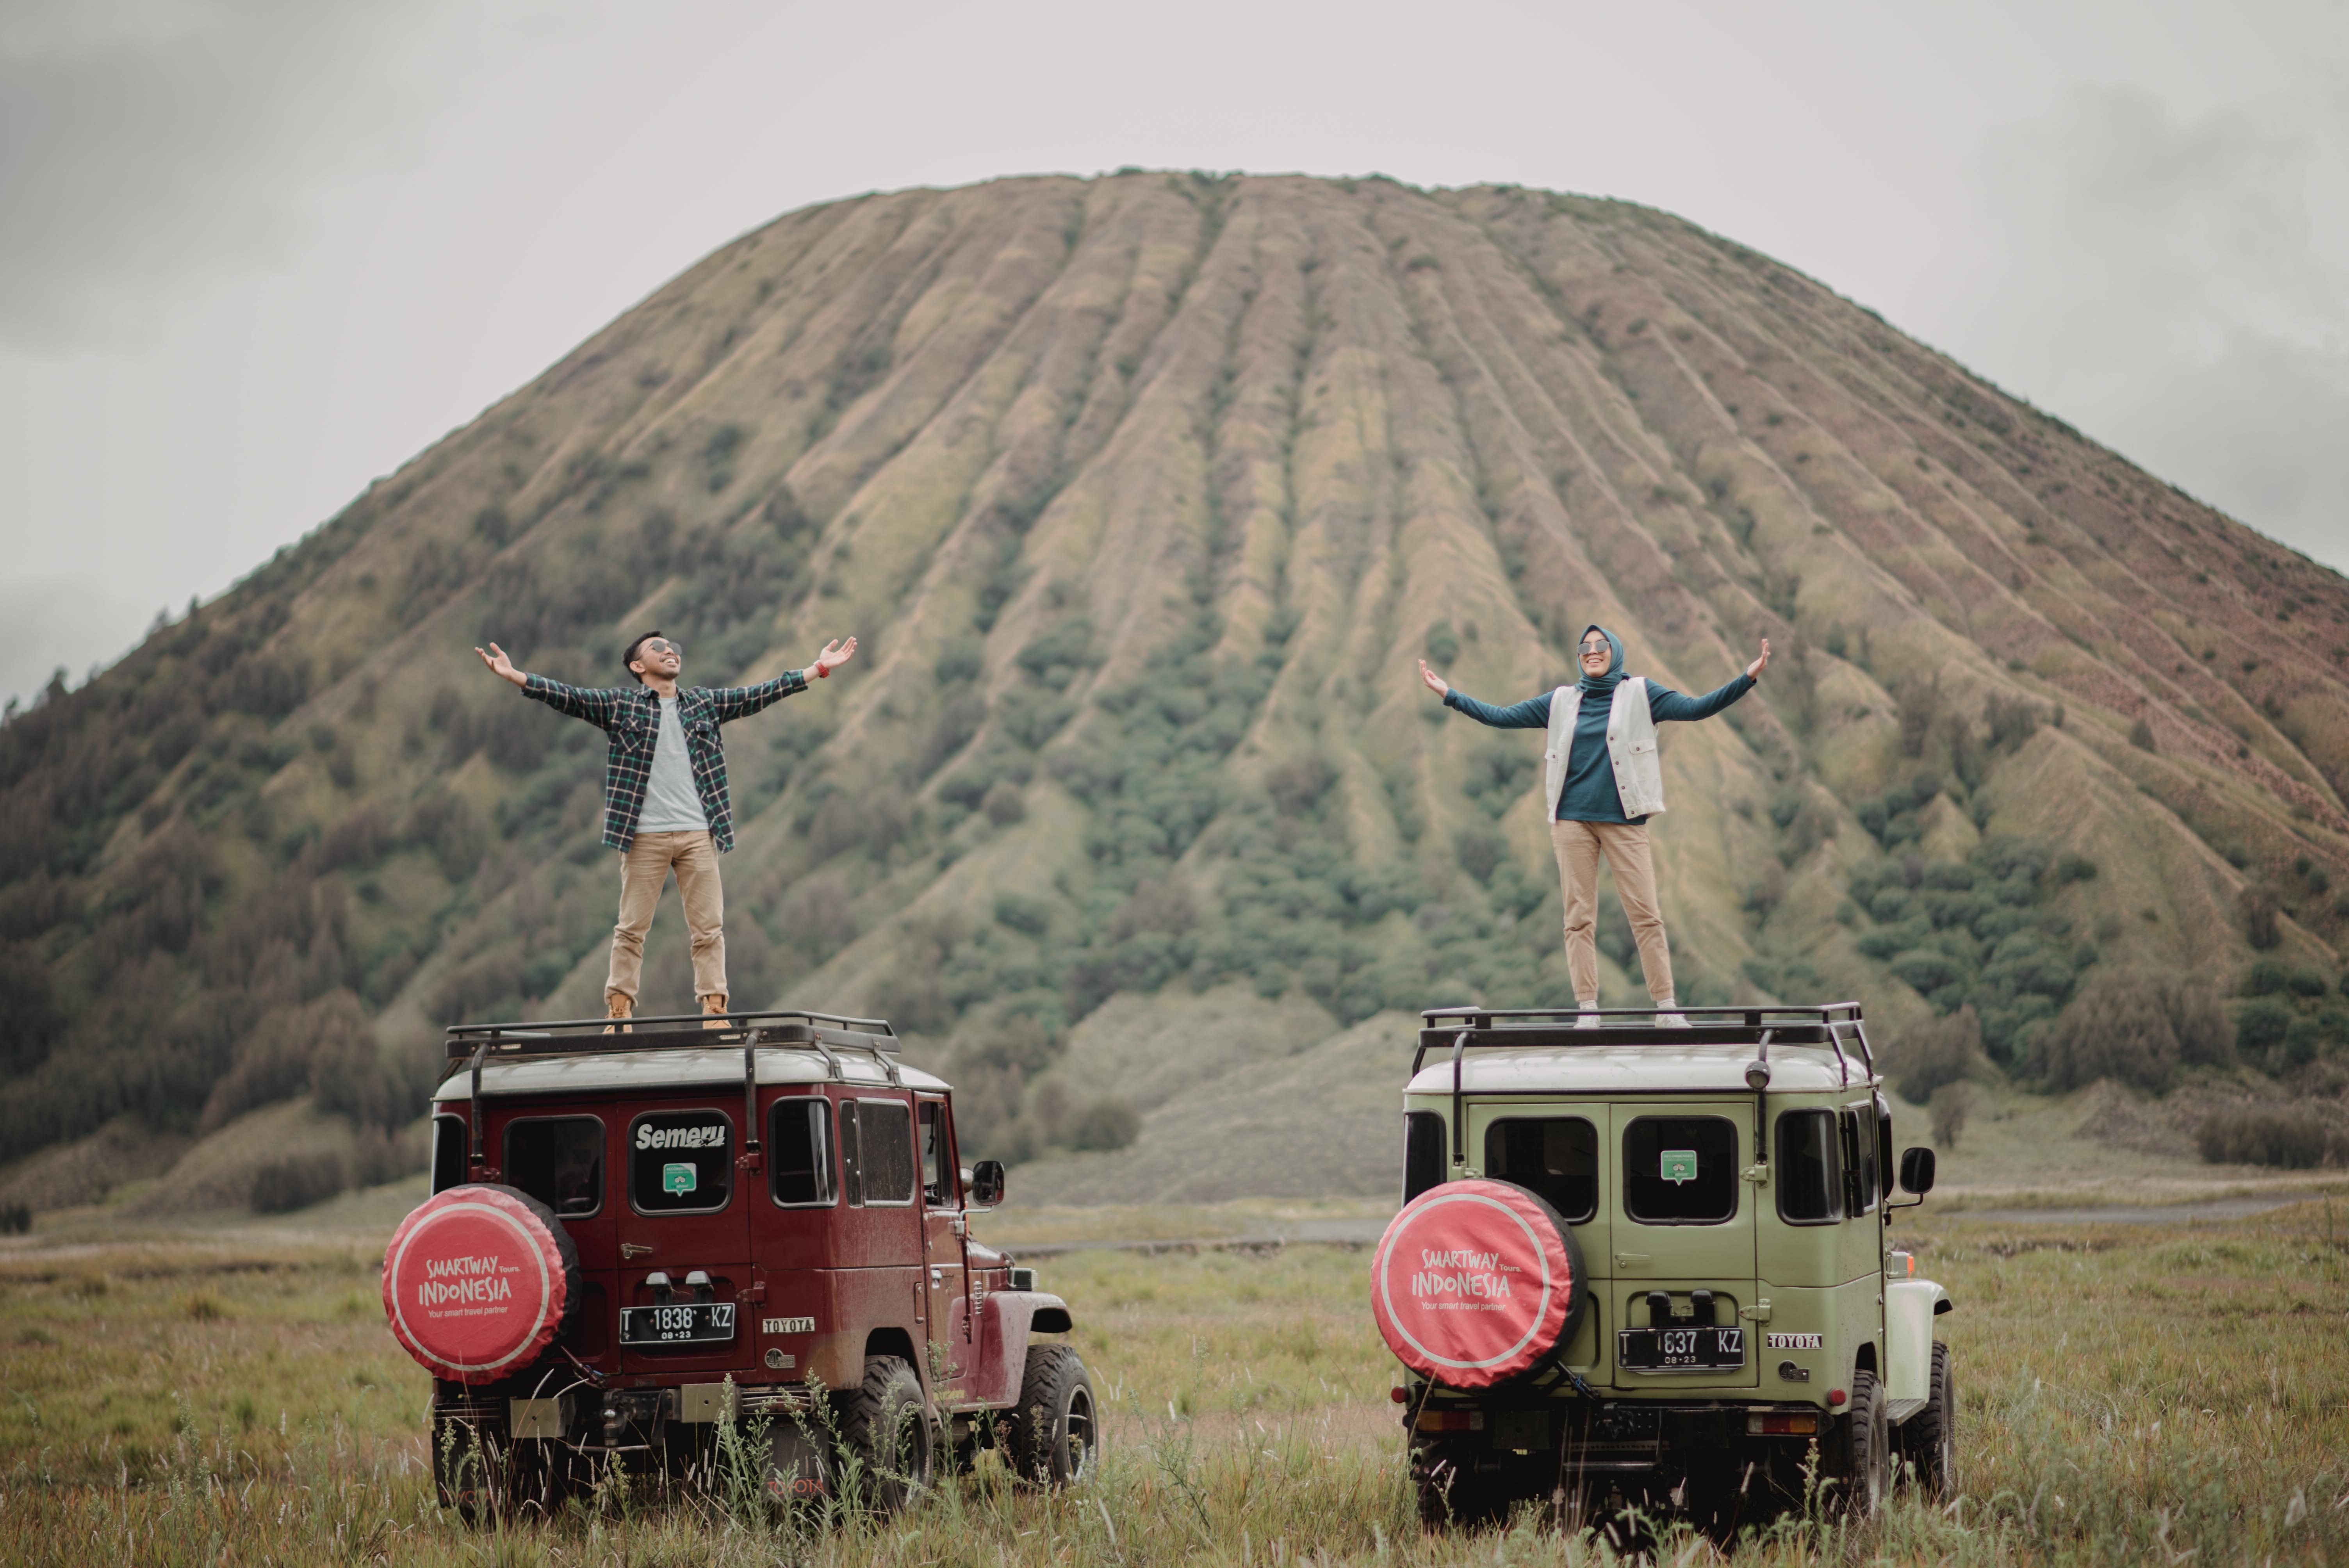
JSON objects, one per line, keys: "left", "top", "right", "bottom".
{"left": 1404, "top": 1042, "right": 1871, "bottom": 1098}
{"left": 433, "top": 1046, "right": 948, "bottom": 1103}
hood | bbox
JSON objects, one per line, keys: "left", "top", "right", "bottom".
{"left": 1576, "top": 624, "right": 1625, "bottom": 697}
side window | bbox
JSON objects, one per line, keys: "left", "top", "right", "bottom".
{"left": 1622, "top": 1115, "right": 1738, "bottom": 1225}
{"left": 1403, "top": 1111, "right": 1447, "bottom": 1204}
{"left": 629, "top": 1110, "right": 734, "bottom": 1214}
{"left": 431, "top": 1114, "right": 469, "bottom": 1194}
{"left": 1842, "top": 1108, "right": 1878, "bottom": 1217}
{"left": 846, "top": 1099, "right": 915, "bottom": 1207}
{"left": 505, "top": 1115, "right": 606, "bottom": 1217}
{"left": 1775, "top": 1110, "right": 1840, "bottom": 1224}
{"left": 1485, "top": 1117, "right": 1598, "bottom": 1223}
{"left": 919, "top": 1101, "right": 955, "bottom": 1207}
{"left": 1876, "top": 1097, "right": 1896, "bottom": 1204}
{"left": 770, "top": 1097, "right": 836, "bottom": 1207}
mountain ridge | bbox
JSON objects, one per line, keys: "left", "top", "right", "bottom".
{"left": 2, "top": 171, "right": 2345, "bottom": 1210}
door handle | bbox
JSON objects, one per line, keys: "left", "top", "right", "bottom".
{"left": 622, "top": 1243, "right": 654, "bottom": 1260}
{"left": 1615, "top": 1253, "right": 1652, "bottom": 1270}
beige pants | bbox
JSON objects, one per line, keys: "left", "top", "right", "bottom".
{"left": 606, "top": 830, "right": 726, "bottom": 1004}
{"left": 1551, "top": 819, "right": 1675, "bottom": 1005}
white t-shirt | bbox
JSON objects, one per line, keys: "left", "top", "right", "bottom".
{"left": 636, "top": 696, "right": 711, "bottom": 834}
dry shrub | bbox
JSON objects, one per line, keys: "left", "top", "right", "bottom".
{"left": 1886, "top": 1005, "right": 1984, "bottom": 1102}
{"left": 2194, "top": 1107, "right": 2347, "bottom": 1168}
{"left": 1929, "top": 1082, "right": 1971, "bottom": 1148}
{"left": 2030, "top": 969, "right": 2233, "bottom": 1092}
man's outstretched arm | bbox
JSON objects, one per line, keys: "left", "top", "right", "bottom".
{"left": 710, "top": 637, "right": 856, "bottom": 722}
{"left": 477, "top": 641, "right": 621, "bottom": 725}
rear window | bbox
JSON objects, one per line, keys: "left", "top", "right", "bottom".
{"left": 431, "top": 1114, "right": 468, "bottom": 1194}
{"left": 505, "top": 1115, "right": 605, "bottom": 1217}
{"left": 769, "top": 1097, "right": 836, "bottom": 1207}
{"left": 1485, "top": 1117, "right": 1598, "bottom": 1223}
{"left": 843, "top": 1099, "right": 915, "bottom": 1207}
{"left": 1621, "top": 1115, "right": 1738, "bottom": 1224}
{"left": 628, "top": 1110, "right": 734, "bottom": 1214}
{"left": 1403, "top": 1112, "right": 1446, "bottom": 1204}
{"left": 1775, "top": 1110, "right": 1840, "bottom": 1224}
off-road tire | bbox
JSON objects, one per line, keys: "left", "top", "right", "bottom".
{"left": 1006, "top": 1344, "right": 1096, "bottom": 1486}
{"left": 1412, "top": 1444, "right": 1505, "bottom": 1530}
{"left": 835, "top": 1355, "right": 935, "bottom": 1513}
{"left": 1902, "top": 1342, "right": 1956, "bottom": 1497}
{"left": 431, "top": 1416, "right": 500, "bottom": 1526}
{"left": 1834, "top": 1369, "right": 1890, "bottom": 1519}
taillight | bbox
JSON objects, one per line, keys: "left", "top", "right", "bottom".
{"left": 1389, "top": 1386, "right": 1410, "bottom": 1404}
{"left": 1413, "top": 1409, "right": 1486, "bottom": 1433}
{"left": 1747, "top": 1411, "right": 1820, "bottom": 1436}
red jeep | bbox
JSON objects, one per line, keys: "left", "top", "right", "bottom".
{"left": 381, "top": 1009, "right": 1095, "bottom": 1518}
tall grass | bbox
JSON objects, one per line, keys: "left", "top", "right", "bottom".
{"left": 5, "top": 1204, "right": 2348, "bottom": 1563}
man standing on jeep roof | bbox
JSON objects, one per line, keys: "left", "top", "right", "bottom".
{"left": 1419, "top": 625, "right": 1768, "bottom": 1026}
{"left": 476, "top": 631, "right": 856, "bottom": 1025}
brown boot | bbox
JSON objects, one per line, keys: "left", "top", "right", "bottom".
{"left": 700, "top": 993, "right": 729, "bottom": 1030}
{"left": 604, "top": 991, "right": 633, "bottom": 1035}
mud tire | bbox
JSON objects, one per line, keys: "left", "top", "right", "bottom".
{"left": 1834, "top": 1369, "right": 1890, "bottom": 1519}
{"left": 835, "top": 1355, "right": 934, "bottom": 1513}
{"left": 1902, "top": 1341, "right": 1957, "bottom": 1497}
{"left": 1005, "top": 1344, "right": 1097, "bottom": 1487}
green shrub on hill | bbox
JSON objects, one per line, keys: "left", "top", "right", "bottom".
{"left": 1846, "top": 835, "right": 2091, "bottom": 1062}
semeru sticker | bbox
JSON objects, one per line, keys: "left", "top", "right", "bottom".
{"left": 1659, "top": 1150, "right": 1698, "bottom": 1185}
{"left": 1765, "top": 1333, "right": 1825, "bottom": 1350}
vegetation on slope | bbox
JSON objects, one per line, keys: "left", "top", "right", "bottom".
{"left": 2, "top": 172, "right": 2347, "bottom": 1201}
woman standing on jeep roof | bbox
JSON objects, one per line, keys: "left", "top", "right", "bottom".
{"left": 1419, "top": 625, "right": 1768, "bottom": 1026}
{"left": 476, "top": 630, "right": 855, "bottom": 1025}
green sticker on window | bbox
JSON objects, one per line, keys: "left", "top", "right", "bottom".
{"left": 663, "top": 1162, "right": 697, "bottom": 1196}
{"left": 1660, "top": 1150, "right": 1698, "bottom": 1185}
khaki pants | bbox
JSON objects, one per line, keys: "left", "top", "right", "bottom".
{"left": 606, "top": 830, "right": 726, "bottom": 1004}
{"left": 1550, "top": 820, "right": 1675, "bottom": 1005}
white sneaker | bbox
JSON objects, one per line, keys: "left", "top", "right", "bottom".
{"left": 1654, "top": 1000, "right": 1690, "bottom": 1027}
{"left": 1574, "top": 1008, "right": 1600, "bottom": 1030}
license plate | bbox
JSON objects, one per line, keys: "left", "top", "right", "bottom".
{"left": 1617, "top": 1325, "right": 1744, "bottom": 1372}
{"left": 620, "top": 1303, "right": 736, "bottom": 1346}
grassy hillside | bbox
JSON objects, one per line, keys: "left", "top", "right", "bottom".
{"left": 2, "top": 172, "right": 2346, "bottom": 1205}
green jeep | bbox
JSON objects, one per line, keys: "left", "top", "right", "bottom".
{"left": 1373, "top": 1004, "right": 1953, "bottom": 1531}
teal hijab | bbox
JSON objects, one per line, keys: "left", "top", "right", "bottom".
{"left": 1577, "top": 624, "right": 1625, "bottom": 698}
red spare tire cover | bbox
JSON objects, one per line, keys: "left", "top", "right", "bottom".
{"left": 382, "top": 1184, "right": 579, "bottom": 1384}
{"left": 1371, "top": 1178, "right": 1589, "bottom": 1389}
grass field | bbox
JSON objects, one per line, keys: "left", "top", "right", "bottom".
{"left": 5, "top": 1199, "right": 2349, "bottom": 1565}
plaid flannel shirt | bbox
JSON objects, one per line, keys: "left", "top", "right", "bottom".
{"left": 522, "top": 670, "right": 809, "bottom": 852}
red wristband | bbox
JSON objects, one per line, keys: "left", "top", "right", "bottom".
{"left": 814, "top": 664, "right": 828, "bottom": 679}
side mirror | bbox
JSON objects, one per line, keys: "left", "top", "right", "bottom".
{"left": 968, "top": 1159, "right": 1006, "bottom": 1208}
{"left": 1898, "top": 1146, "right": 1936, "bottom": 1196}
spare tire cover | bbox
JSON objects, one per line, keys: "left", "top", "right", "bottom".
{"left": 1370, "top": 1178, "right": 1589, "bottom": 1388}
{"left": 382, "top": 1184, "right": 579, "bottom": 1384}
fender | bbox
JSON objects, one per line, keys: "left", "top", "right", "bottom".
{"left": 1884, "top": 1277, "right": 1952, "bottom": 1408}
{"left": 967, "top": 1290, "right": 1073, "bottom": 1408}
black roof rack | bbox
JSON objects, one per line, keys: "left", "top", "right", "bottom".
{"left": 442, "top": 1008, "right": 899, "bottom": 1063}
{"left": 1412, "top": 1003, "right": 1873, "bottom": 1076}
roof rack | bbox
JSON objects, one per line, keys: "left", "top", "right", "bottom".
{"left": 442, "top": 1008, "right": 899, "bottom": 1063}
{"left": 1412, "top": 1003, "right": 1873, "bottom": 1077}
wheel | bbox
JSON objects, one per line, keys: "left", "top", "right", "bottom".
{"left": 431, "top": 1416, "right": 500, "bottom": 1527}
{"left": 1411, "top": 1443, "right": 1506, "bottom": 1530}
{"left": 1902, "top": 1342, "right": 1957, "bottom": 1497}
{"left": 835, "top": 1356, "right": 935, "bottom": 1513}
{"left": 1005, "top": 1344, "right": 1097, "bottom": 1486}
{"left": 1832, "top": 1370, "right": 1889, "bottom": 1519}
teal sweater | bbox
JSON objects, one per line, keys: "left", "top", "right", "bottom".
{"left": 1442, "top": 674, "right": 1756, "bottom": 823}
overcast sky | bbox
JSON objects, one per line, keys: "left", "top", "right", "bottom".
{"left": 4, "top": 0, "right": 2345, "bottom": 709}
